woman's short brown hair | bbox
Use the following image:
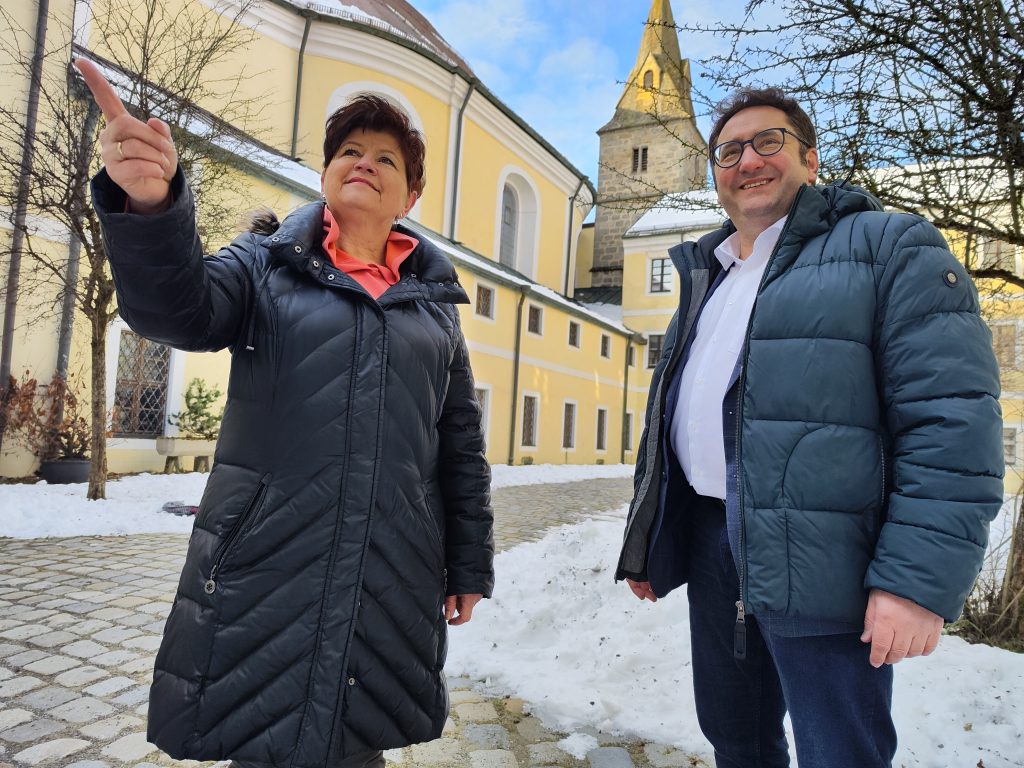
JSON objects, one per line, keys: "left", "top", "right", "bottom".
{"left": 708, "top": 87, "right": 817, "bottom": 160}
{"left": 323, "top": 94, "right": 426, "bottom": 195}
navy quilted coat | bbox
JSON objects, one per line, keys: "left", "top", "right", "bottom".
{"left": 617, "top": 182, "right": 1003, "bottom": 624}
{"left": 93, "top": 169, "right": 494, "bottom": 767}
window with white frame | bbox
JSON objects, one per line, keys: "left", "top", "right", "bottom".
{"left": 650, "top": 257, "right": 671, "bottom": 293}
{"left": 623, "top": 411, "right": 634, "bottom": 453}
{"left": 568, "top": 320, "right": 581, "bottom": 348}
{"left": 1004, "top": 428, "right": 1018, "bottom": 467}
{"left": 475, "top": 284, "right": 494, "bottom": 319}
{"left": 993, "top": 323, "right": 1018, "bottom": 370}
{"left": 600, "top": 334, "right": 611, "bottom": 359}
{"left": 596, "top": 407, "right": 608, "bottom": 451}
{"left": 562, "top": 402, "right": 576, "bottom": 449}
{"left": 112, "top": 330, "right": 170, "bottom": 437}
{"left": 521, "top": 395, "right": 538, "bottom": 447}
{"left": 647, "top": 334, "right": 665, "bottom": 368}
{"left": 499, "top": 184, "right": 519, "bottom": 268}
{"left": 527, "top": 304, "right": 543, "bottom": 335}
{"left": 979, "top": 238, "right": 1017, "bottom": 271}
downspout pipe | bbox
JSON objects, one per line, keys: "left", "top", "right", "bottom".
{"left": 290, "top": 13, "right": 313, "bottom": 160}
{"left": 0, "top": 0, "right": 50, "bottom": 453}
{"left": 563, "top": 177, "right": 585, "bottom": 295}
{"left": 620, "top": 336, "right": 632, "bottom": 464}
{"left": 446, "top": 81, "right": 475, "bottom": 240}
{"left": 506, "top": 285, "right": 529, "bottom": 465}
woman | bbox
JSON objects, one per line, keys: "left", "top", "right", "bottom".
{"left": 76, "top": 59, "right": 494, "bottom": 768}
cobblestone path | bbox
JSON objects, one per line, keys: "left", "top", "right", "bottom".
{"left": 0, "top": 477, "right": 705, "bottom": 768}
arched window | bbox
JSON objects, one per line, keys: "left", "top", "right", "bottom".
{"left": 643, "top": 69, "right": 654, "bottom": 90}
{"left": 499, "top": 183, "right": 519, "bottom": 268}
{"left": 494, "top": 168, "right": 540, "bottom": 276}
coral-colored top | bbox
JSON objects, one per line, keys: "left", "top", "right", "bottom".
{"left": 322, "top": 208, "right": 418, "bottom": 300}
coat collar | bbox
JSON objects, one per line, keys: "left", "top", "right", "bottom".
{"left": 263, "top": 201, "right": 468, "bottom": 305}
{"left": 671, "top": 181, "right": 884, "bottom": 277}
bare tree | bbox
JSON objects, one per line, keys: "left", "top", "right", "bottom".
{"left": 679, "top": 0, "right": 1023, "bottom": 284}
{"left": 0, "top": 0, "right": 265, "bottom": 498}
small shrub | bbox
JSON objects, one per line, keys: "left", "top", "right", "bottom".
{"left": 168, "top": 378, "right": 223, "bottom": 440}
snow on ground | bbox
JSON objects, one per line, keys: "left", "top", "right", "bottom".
{"left": 0, "top": 467, "right": 1021, "bottom": 767}
{"left": 0, "top": 463, "right": 633, "bottom": 539}
{"left": 445, "top": 516, "right": 1024, "bottom": 768}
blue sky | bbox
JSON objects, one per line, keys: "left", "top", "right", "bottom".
{"left": 413, "top": 0, "right": 750, "bottom": 184}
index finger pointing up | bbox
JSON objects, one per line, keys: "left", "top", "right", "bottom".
{"left": 74, "top": 58, "right": 128, "bottom": 121}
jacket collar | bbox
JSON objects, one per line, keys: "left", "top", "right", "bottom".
{"left": 264, "top": 201, "right": 468, "bottom": 305}
{"left": 670, "top": 181, "right": 884, "bottom": 277}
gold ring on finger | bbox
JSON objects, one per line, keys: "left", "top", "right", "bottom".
{"left": 117, "top": 141, "right": 124, "bottom": 160}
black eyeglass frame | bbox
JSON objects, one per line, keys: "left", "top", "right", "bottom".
{"left": 711, "top": 127, "right": 814, "bottom": 169}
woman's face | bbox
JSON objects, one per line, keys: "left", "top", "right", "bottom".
{"left": 321, "top": 128, "right": 418, "bottom": 227}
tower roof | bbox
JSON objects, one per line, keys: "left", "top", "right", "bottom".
{"left": 633, "top": 0, "right": 680, "bottom": 72}
{"left": 602, "top": 0, "right": 694, "bottom": 130}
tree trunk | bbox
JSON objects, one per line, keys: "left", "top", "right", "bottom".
{"left": 997, "top": 502, "right": 1024, "bottom": 643}
{"left": 88, "top": 310, "right": 107, "bottom": 500}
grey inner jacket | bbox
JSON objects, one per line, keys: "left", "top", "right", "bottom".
{"left": 92, "top": 168, "right": 495, "bottom": 768}
{"left": 617, "top": 182, "right": 1004, "bottom": 625}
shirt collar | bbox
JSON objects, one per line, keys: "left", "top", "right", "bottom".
{"left": 714, "top": 215, "right": 788, "bottom": 272}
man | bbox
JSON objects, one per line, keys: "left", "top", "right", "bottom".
{"left": 615, "top": 88, "right": 1003, "bottom": 767}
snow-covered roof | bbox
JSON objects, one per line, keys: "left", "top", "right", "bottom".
{"left": 288, "top": 0, "right": 474, "bottom": 73}
{"left": 401, "top": 219, "right": 634, "bottom": 336}
{"left": 625, "top": 190, "right": 725, "bottom": 238}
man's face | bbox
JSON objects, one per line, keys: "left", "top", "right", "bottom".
{"left": 712, "top": 106, "right": 818, "bottom": 239}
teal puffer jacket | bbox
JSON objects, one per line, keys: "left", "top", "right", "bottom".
{"left": 618, "top": 182, "right": 1004, "bottom": 623}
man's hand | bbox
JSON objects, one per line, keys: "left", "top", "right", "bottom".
{"left": 444, "top": 594, "right": 483, "bottom": 626}
{"left": 861, "top": 588, "right": 942, "bottom": 668}
{"left": 625, "top": 578, "right": 658, "bottom": 602}
{"left": 74, "top": 58, "right": 178, "bottom": 213}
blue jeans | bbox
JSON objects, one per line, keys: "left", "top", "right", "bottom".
{"left": 685, "top": 496, "right": 897, "bottom": 768}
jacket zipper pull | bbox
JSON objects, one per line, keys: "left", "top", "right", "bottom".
{"left": 733, "top": 599, "right": 746, "bottom": 660}
{"left": 205, "top": 565, "right": 220, "bottom": 594}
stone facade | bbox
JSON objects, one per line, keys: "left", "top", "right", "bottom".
{"left": 593, "top": 116, "right": 705, "bottom": 286}
{"left": 590, "top": 0, "right": 707, "bottom": 288}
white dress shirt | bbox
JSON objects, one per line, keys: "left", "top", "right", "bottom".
{"left": 670, "top": 217, "right": 787, "bottom": 500}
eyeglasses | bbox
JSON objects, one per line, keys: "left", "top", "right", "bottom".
{"left": 711, "top": 127, "right": 813, "bottom": 169}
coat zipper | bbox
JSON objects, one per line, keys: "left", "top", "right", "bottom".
{"left": 732, "top": 189, "right": 804, "bottom": 659}
{"left": 205, "top": 473, "right": 272, "bottom": 594}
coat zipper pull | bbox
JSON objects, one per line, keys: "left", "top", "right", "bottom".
{"left": 733, "top": 599, "right": 746, "bottom": 660}
{"left": 205, "top": 565, "right": 219, "bottom": 594}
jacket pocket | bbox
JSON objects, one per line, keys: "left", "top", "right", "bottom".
{"left": 204, "top": 472, "right": 272, "bottom": 594}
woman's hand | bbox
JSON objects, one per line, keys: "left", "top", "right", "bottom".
{"left": 75, "top": 58, "right": 178, "bottom": 214}
{"left": 444, "top": 594, "right": 483, "bottom": 626}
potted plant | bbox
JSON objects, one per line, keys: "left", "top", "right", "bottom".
{"left": 156, "top": 378, "right": 223, "bottom": 472}
{"left": 3, "top": 371, "right": 92, "bottom": 483}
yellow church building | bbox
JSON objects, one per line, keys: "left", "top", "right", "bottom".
{"left": 0, "top": 0, "right": 652, "bottom": 478}
{"left": 3, "top": 0, "right": 1020, "bottom": 492}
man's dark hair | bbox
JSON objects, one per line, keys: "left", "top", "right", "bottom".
{"left": 708, "top": 87, "right": 817, "bottom": 157}
{"left": 323, "top": 94, "right": 426, "bottom": 195}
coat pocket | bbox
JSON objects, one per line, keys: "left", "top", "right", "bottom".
{"left": 204, "top": 472, "right": 272, "bottom": 594}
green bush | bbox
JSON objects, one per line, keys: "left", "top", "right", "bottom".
{"left": 168, "top": 378, "right": 223, "bottom": 440}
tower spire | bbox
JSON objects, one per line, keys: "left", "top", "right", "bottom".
{"left": 615, "top": 0, "right": 692, "bottom": 118}
{"left": 635, "top": 0, "right": 680, "bottom": 71}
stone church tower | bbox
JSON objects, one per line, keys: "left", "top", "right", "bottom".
{"left": 590, "top": 0, "right": 707, "bottom": 289}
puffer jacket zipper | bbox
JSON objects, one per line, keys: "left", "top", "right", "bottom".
{"left": 205, "top": 472, "right": 272, "bottom": 594}
{"left": 732, "top": 188, "right": 803, "bottom": 659}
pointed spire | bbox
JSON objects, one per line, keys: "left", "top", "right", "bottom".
{"left": 607, "top": 0, "right": 692, "bottom": 120}
{"left": 635, "top": 0, "right": 681, "bottom": 71}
